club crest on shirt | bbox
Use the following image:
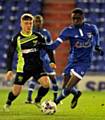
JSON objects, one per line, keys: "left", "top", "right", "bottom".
{"left": 81, "top": 71, "right": 84, "bottom": 75}
{"left": 87, "top": 32, "right": 92, "bottom": 38}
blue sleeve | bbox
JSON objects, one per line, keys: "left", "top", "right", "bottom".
{"left": 46, "top": 39, "right": 62, "bottom": 50}
{"left": 59, "top": 27, "right": 70, "bottom": 40}
{"left": 92, "top": 24, "right": 100, "bottom": 46}
{"left": 46, "top": 27, "right": 70, "bottom": 50}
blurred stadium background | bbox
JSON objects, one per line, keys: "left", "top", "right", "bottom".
{"left": 0, "top": 0, "right": 105, "bottom": 91}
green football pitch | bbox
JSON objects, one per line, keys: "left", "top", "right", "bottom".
{"left": 0, "top": 89, "right": 105, "bottom": 120}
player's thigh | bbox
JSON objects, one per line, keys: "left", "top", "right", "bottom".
{"left": 66, "top": 73, "right": 80, "bottom": 88}
{"left": 33, "top": 65, "right": 51, "bottom": 88}
{"left": 38, "top": 75, "right": 50, "bottom": 88}
{"left": 14, "top": 72, "right": 31, "bottom": 85}
{"left": 13, "top": 72, "right": 31, "bottom": 95}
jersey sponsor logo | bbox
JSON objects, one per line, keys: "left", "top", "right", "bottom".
{"left": 75, "top": 31, "right": 92, "bottom": 48}
{"left": 22, "top": 48, "right": 37, "bottom": 54}
{"left": 75, "top": 40, "right": 91, "bottom": 48}
{"left": 75, "top": 33, "right": 92, "bottom": 48}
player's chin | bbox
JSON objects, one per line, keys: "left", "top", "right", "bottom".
{"left": 27, "top": 29, "right": 32, "bottom": 32}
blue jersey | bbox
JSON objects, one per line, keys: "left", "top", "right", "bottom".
{"left": 47, "top": 23, "right": 100, "bottom": 79}
{"left": 48, "top": 23, "right": 100, "bottom": 64}
{"left": 34, "top": 28, "right": 52, "bottom": 61}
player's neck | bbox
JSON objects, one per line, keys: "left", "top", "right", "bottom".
{"left": 21, "top": 31, "right": 32, "bottom": 37}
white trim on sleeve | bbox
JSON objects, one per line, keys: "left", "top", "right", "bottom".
{"left": 57, "top": 37, "right": 63, "bottom": 43}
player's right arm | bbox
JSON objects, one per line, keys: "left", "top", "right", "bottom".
{"left": 46, "top": 27, "right": 70, "bottom": 50}
{"left": 38, "top": 27, "right": 70, "bottom": 50}
{"left": 6, "top": 36, "right": 17, "bottom": 80}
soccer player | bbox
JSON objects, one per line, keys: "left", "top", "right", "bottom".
{"left": 25, "top": 15, "right": 58, "bottom": 104}
{"left": 43, "top": 8, "right": 104, "bottom": 108}
{"left": 3, "top": 13, "right": 55, "bottom": 111}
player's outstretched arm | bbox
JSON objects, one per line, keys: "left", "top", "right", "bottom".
{"left": 46, "top": 39, "right": 62, "bottom": 50}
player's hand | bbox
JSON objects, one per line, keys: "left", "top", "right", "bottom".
{"left": 95, "top": 46, "right": 104, "bottom": 56}
{"left": 50, "top": 63, "right": 56, "bottom": 69}
{"left": 5, "top": 71, "right": 14, "bottom": 80}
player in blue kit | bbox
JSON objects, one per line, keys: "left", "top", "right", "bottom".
{"left": 25, "top": 15, "right": 58, "bottom": 104}
{"left": 41, "top": 8, "right": 104, "bottom": 108}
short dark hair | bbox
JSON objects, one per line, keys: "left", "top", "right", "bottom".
{"left": 72, "top": 8, "right": 84, "bottom": 15}
{"left": 34, "top": 15, "right": 43, "bottom": 21}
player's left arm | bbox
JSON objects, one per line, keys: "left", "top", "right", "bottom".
{"left": 36, "top": 27, "right": 69, "bottom": 50}
{"left": 92, "top": 24, "right": 104, "bottom": 56}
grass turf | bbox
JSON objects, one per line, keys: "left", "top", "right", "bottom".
{"left": 0, "top": 89, "right": 105, "bottom": 120}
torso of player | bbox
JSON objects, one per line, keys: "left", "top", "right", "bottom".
{"left": 61, "top": 23, "right": 95, "bottom": 63}
{"left": 15, "top": 32, "right": 44, "bottom": 67}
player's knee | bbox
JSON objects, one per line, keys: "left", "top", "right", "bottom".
{"left": 42, "top": 78, "right": 50, "bottom": 88}
{"left": 38, "top": 76, "right": 50, "bottom": 88}
{"left": 12, "top": 84, "right": 22, "bottom": 96}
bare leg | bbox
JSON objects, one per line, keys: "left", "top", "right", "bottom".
{"left": 66, "top": 74, "right": 80, "bottom": 88}
{"left": 3, "top": 84, "right": 22, "bottom": 111}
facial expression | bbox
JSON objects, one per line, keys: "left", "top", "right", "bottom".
{"left": 34, "top": 17, "right": 43, "bottom": 29}
{"left": 21, "top": 19, "right": 33, "bottom": 34}
{"left": 71, "top": 13, "right": 84, "bottom": 27}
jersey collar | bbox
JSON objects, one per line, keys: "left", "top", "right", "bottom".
{"left": 20, "top": 31, "right": 32, "bottom": 37}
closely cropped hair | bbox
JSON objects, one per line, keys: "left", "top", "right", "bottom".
{"left": 34, "top": 15, "right": 44, "bottom": 23}
{"left": 72, "top": 8, "right": 84, "bottom": 15}
{"left": 21, "top": 13, "right": 34, "bottom": 21}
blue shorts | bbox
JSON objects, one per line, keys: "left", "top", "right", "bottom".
{"left": 63, "top": 61, "right": 90, "bottom": 79}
